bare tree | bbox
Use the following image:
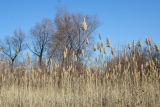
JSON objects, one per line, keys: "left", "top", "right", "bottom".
{"left": 27, "top": 19, "right": 54, "bottom": 66}
{"left": 50, "top": 10, "right": 99, "bottom": 68}
{"left": 0, "top": 30, "right": 25, "bottom": 70}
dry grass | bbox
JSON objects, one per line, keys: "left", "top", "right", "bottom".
{"left": 0, "top": 37, "right": 160, "bottom": 107}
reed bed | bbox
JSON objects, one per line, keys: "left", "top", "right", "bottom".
{"left": 0, "top": 37, "right": 160, "bottom": 107}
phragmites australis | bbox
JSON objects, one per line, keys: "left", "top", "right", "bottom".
{"left": 81, "top": 17, "right": 87, "bottom": 31}
{"left": 85, "top": 37, "right": 89, "bottom": 45}
{"left": 72, "top": 51, "right": 77, "bottom": 61}
{"left": 154, "top": 44, "right": 160, "bottom": 53}
{"left": 145, "top": 37, "right": 151, "bottom": 46}
{"left": 128, "top": 42, "right": 131, "bottom": 50}
{"left": 100, "top": 42, "right": 104, "bottom": 49}
{"left": 104, "top": 48, "right": 107, "bottom": 54}
{"left": 16, "top": 48, "right": 19, "bottom": 55}
{"left": 93, "top": 44, "right": 97, "bottom": 51}
{"left": 137, "top": 40, "right": 142, "bottom": 48}
{"left": 63, "top": 47, "right": 68, "bottom": 59}
{"left": 72, "top": 51, "right": 75, "bottom": 57}
{"left": 111, "top": 47, "right": 114, "bottom": 56}
{"left": 106, "top": 37, "right": 111, "bottom": 48}
{"left": 123, "top": 48, "right": 127, "bottom": 57}
{"left": 123, "top": 48, "right": 128, "bottom": 61}
{"left": 141, "top": 64, "right": 144, "bottom": 71}
{"left": 147, "top": 47, "right": 151, "bottom": 53}
{"left": 132, "top": 40, "right": 136, "bottom": 49}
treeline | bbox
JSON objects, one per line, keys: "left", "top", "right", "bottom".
{"left": 0, "top": 10, "right": 98, "bottom": 71}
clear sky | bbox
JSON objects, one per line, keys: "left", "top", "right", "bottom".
{"left": 0, "top": 0, "right": 160, "bottom": 46}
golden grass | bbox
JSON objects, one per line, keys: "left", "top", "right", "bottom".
{"left": 0, "top": 37, "right": 160, "bottom": 107}
{"left": 0, "top": 65, "right": 160, "bottom": 107}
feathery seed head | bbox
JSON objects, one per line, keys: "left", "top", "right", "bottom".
{"left": 132, "top": 40, "right": 136, "bottom": 49}
{"left": 100, "top": 42, "right": 104, "bottom": 49}
{"left": 154, "top": 44, "right": 160, "bottom": 53}
{"left": 16, "top": 48, "right": 19, "bottom": 55}
{"left": 104, "top": 48, "right": 107, "bottom": 54}
{"left": 145, "top": 37, "right": 151, "bottom": 46}
{"left": 138, "top": 40, "right": 142, "bottom": 48}
{"left": 93, "top": 44, "right": 97, "bottom": 51}
{"left": 86, "top": 37, "right": 89, "bottom": 45}
{"left": 106, "top": 37, "right": 111, "bottom": 47}
{"left": 81, "top": 17, "right": 87, "bottom": 31}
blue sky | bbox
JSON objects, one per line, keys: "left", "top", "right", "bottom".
{"left": 0, "top": 0, "right": 160, "bottom": 47}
